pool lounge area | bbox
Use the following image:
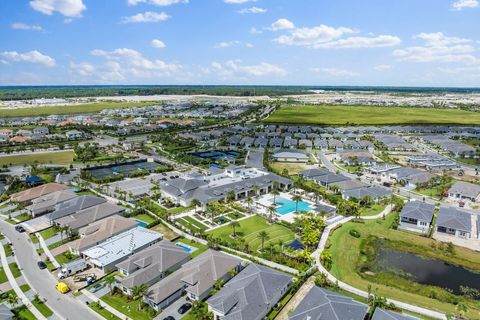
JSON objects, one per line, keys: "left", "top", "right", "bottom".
{"left": 275, "top": 197, "right": 312, "bottom": 215}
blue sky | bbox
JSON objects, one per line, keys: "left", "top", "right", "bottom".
{"left": 0, "top": 0, "right": 479, "bottom": 86}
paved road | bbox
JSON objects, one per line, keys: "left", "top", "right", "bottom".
{"left": 0, "top": 220, "right": 102, "bottom": 320}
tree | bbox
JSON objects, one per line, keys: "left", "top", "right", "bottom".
{"left": 246, "top": 196, "right": 254, "bottom": 214}
{"left": 104, "top": 276, "right": 117, "bottom": 295}
{"left": 267, "top": 205, "right": 276, "bottom": 222}
{"left": 230, "top": 220, "right": 240, "bottom": 237}
{"left": 292, "top": 194, "right": 302, "bottom": 213}
{"left": 189, "top": 301, "right": 213, "bottom": 320}
{"left": 271, "top": 188, "right": 280, "bottom": 206}
{"left": 258, "top": 230, "right": 269, "bottom": 252}
{"left": 252, "top": 185, "right": 260, "bottom": 197}
{"left": 359, "top": 195, "right": 373, "bottom": 208}
{"left": 314, "top": 190, "right": 322, "bottom": 204}
{"left": 206, "top": 205, "right": 216, "bottom": 224}
{"left": 226, "top": 191, "right": 236, "bottom": 202}
{"left": 191, "top": 199, "right": 201, "bottom": 215}
{"left": 7, "top": 293, "right": 19, "bottom": 309}
{"left": 320, "top": 251, "right": 333, "bottom": 270}
{"left": 132, "top": 283, "right": 149, "bottom": 310}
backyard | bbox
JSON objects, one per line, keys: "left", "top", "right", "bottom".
{"left": 327, "top": 214, "right": 480, "bottom": 318}
{"left": 265, "top": 105, "right": 480, "bottom": 126}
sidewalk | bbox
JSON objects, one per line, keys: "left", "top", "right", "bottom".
{"left": 0, "top": 235, "right": 47, "bottom": 320}
{"left": 82, "top": 289, "right": 132, "bottom": 320}
{"left": 37, "top": 233, "right": 60, "bottom": 269}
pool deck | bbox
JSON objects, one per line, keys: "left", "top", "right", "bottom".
{"left": 256, "top": 192, "right": 315, "bottom": 223}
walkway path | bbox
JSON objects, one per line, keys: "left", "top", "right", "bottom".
{"left": 82, "top": 289, "right": 133, "bottom": 320}
{"left": 361, "top": 204, "right": 393, "bottom": 220}
{"left": 276, "top": 276, "right": 315, "bottom": 320}
{"left": 37, "top": 233, "right": 60, "bottom": 268}
{"left": 0, "top": 235, "right": 47, "bottom": 320}
{"left": 312, "top": 217, "right": 447, "bottom": 320}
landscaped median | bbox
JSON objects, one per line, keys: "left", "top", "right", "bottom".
{"left": 326, "top": 213, "right": 480, "bottom": 318}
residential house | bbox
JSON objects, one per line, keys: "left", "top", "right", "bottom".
{"left": 65, "top": 130, "right": 83, "bottom": 140}
{"left": 145, "top": 250, "right": 242, "bottom": 311}
{"left": 207, "top": 263, "right": 294, "bottom": 320}
{"left": 342, "top": 186, "right": 392, "bottom": 201}
{"left": 27, "top": 189, "right": 78, "bottom": 217}
{"left": 289, "top": 286, "right": 368, "bottom": 320}
{"left": 298, "top": 169, "right": 330, "bottom": 180}
{"left": 399, "top": 201, "right": 435, "bottom": 234}
{"left": 47, "top": 195, "right": 106, "bottom": 223}
{"left": 272, "top": 150, "right": 309, "bottom": 163}
{"left": 117, "top": 241, "right": 190, "bottom": 295}
{"left": 372, "top": 308, "right": 420, "bottom": 320}
{"left": 448, "top": 181, "right": 480, "bottom": 203}
{"left": 313, "top": 174, "right": 350, "bottom": 187}
{"left": 53, "top": 202, "right": 126, "bottom": 231}
{"left": 10, "top": 183, "right": 69, "bottom": 204}
{"left": 69, "top": 215, "right": 137, "bottom": 255}
{"left": 436, "top": 206, "right": 472, "bottom": 239}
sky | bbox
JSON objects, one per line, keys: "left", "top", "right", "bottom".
{"left": 0, "top": 0, "right": 479, "bottom": 87}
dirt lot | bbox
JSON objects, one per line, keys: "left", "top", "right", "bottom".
{"left": 52, "top": 265, "right": 105, "bottom": 291}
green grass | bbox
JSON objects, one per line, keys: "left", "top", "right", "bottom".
{"left": 168, "top": 205, "right": 194, "bottom": 214}
{"left": 0, "top": 268, "right": 7, "bottom": 284}
{"left": 0, "top": 151, "right": 75, "bottom": 166}
{"left": 32, "top": 299, "right": 53, "bottom": 317}
{"left": 174, "top": 238, "right": 208, "bottom": 258}
{"left": 328, "top": 214, "right": 480, "bottom": 318}
{"left": 90, "top": 302, "right": 121, "bottom": 320}
{"left": 4, "top": 244, "right": 13, "bottom": 257}
{"left": 101, "top": 293, "right": 158, "bottom": 320}
{"left": 14, "top": 213, "right": 32, "bottom": 222}
{"left": 359, "top": 203, "right": 386, "bottom": 216}
{"left": 20, "top": 284, "right": 31, "bottom": 292}
{"left": 131, "top": 213, "right": 156, "bottom": 224}
{"left": 0, "top": 101, "right": 153, "bottom": 117}
{"left": 55, "top": 252, "right": 80, "bottom": 265}
{"left": 207, "top": 215, "right": 295, "bottom": 252}
{"left": 29, "top": 234, "right": 39, "bottom": 244}
{"left": 454, "top": 157, "right": 480, "bottom": 165}
{"left": 182, "top": 216, "right": 208, "bottom": 231}
{"left": 265, "top": 105, "right": 480, "bottom": 126}
{"left": 9, "top": 262, "right": 21, "bottom": 278}
{"left": 14, "top": 305, "right": 36, "bottom": 320}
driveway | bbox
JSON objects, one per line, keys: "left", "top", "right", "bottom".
{"left": 246, "top": 148, "right": 265, "bottom": 169}
{"left": 0, "top": 220, "right": 102, "bottom": 320}
{"left": 154, "top": 296, "right": 189, "bottom": 320}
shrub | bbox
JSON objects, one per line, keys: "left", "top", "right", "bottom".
{"left": 349, "top": 229, "right": 361, "bottom": 238}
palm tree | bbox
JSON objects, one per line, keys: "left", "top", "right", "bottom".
{"left": 258, "top": 231, "right": 269, "bottom": 252}
{"left": 230, "top": 220, "right": 240, "bottom": 237}
{"left": 246, "top": 196, "right": 254, "bottom": 214}
{"left": 226, "top": 191, "right": 236, "bottom": 202}
{"left": 132, "top": 283, "right": 149, "bottom": 310}
{"left": 267, "top": 205, "right": 276, "bottom": 222}
{"left": 314, "top": 190, "right": 322, "bottom": 204}
{"left": 271, "top": 188, "right": 280, "bottom": 206}
{"left": 191, "top": 199, "right": 201, "bottom": 215}
{"left": 7, "top": 292, "right": 19, "bottom": 309}
{"left": 104, "top": 276, "right": 117, "bottom": 296}
{"left": 292, "top": 194, "right": 302, "bottom": 213}
{"left": 252, "top": 185, "right": 260, "bottom": 197}
{"left": 207, "top": 205, "right": 216, "bottom": 224}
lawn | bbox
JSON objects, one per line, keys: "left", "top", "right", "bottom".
{"left": 207, "top": 215, "right": 295, "bottom": 252}
{"left": 328, "top": 214, "right": 480, "bottom": 318}
{"left": 20, "top": 284, "right": 30, "bottom": 292}
{"left": 55, "top": 251, "right": 80, "bottom": 265}
{"left": 4, "top": 244, "right": 13, "bottom": 257}
{"left": 14, "top": 213, "right": 32, "bottom": 222}
{"left": 0, "top": 101, "right": 153, "bottom": 117}
{"left": 90, "top": 302, "right": 121, "bottom": 320}
{"left": 183, "top": 216, "right": 209, "bottom": 231}
{"left": 359, "top": 203, "right": 387, "bottom": 216}
{"left": 150, "top": 223, "right": 178, "bottom": 240}
{"left": 9, "top": 263, "right": 21, "bottom": 278}
{"left": 14, "top": 306, "right": 36, "bottom": 320}
{"left": 0, "top": 268, "right": 7, "bottom": 284}
{"left": 132, "top": 213, "right": 156, "bottom": 224}
{"left": 265, "top": 105, "right": 480, "bottom": 126}
{"left": 0, "top": 151, "right": 75, "bottom": 166}
{"left": 32, "top": 299, "right": 53, "bottom": 317}
{"left": 101, "top": 293, "right": 158, "bottom": 320}
{"left": 270, "top": 162, "right": 308, "bottom": 175}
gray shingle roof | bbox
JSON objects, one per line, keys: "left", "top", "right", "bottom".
{"left": 118, "top": 240, "right": 190, "bottom": 289}
{"left": 448, "top": 181, "right": 480, "bottom": 199}
{"left": 54, "top": 202, "right": 125, "bottom": 230}
{"left": 436, "top": 206, "right": 471, "bottom": 232}
{"left": 49, "top": 195, "right": 106, "bottom": 221}
{"left": 299, "top": 169, "right": 331, "bottom": 179}
{"left": 343, "top": 186, "right": 392, "bottom": 199}
{"left": 207, "top": 263, "right": 293, "bottom": 320}
{"left": 289, "top": 286, "right": 368, "bottom": 320}
{"left": 400, "top": 201, "right": 435, "bottom": 222}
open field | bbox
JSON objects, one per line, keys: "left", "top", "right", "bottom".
{"left": 265, "top": 105, "right": 480, "bottom": 126}
{"left": 328, "top": 214, "right": 480, "bottom": 318}
{"left": 0, "top": 151, "right": 75, "bottom": 166}
{"left": 0, "top": 101, "right": 153, "bottom": 117}
{"left": 207, "top": 215, "right": 295, "bottom": 252}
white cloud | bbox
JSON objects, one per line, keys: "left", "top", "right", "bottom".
{"left": 214, "top": 41, "right": 253, "bottom": 48}
{"left": 393, "top": 32, "right": 478, "bottom": 63}
{"left": 211, "top": 60, "right": 286, "bottom": 79}
{"left": 11, "top": 23, "right": 43, "bottom": 31}
{"left": 272, "top": 20, "right": 401, "bottom": 49}
{"left": 452, "top": 0, "right": 478, "bottom": 10}
{"left": 250, "top": 27, "right": 262, "bottom": 34}
{"left": 127, "top": 0, "right": 188, "bottom": 6}
{"left": 121, "top": 11, "right": 170, "bottom": 23}
{"left": 238, "top": 6, "right": 266, "bottom": 14}
{"left": 270, "top": 18, "right": 295, "bottom": 31}
{"left": 69, "top": 61, "right": 95, "bottom": 76}
{"left": 151, "top": 39, "right": 167, "bottom": 48}
{"left": 311, "top": 67, "right": 359, "bottom": 77}
{"left": 224, "top": 0, "right": 257, "bottom": 4}
{"left": 374, "top": 64, "right": 392, "bottom": 71}
{"left": 0, "top": 50, "right": 56, "bottom": 67}
{"left": 30, "top": 0, "right": 86, "bottom": 17}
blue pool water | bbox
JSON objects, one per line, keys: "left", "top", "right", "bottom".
{"left": 275, "top": 197, "right": 312, "bottom": 215}
{"left": 135, "top": 219, "right": 148, "bottom": 228}
{"left": 176, "top": 242, "right": 194, "bottom": 253}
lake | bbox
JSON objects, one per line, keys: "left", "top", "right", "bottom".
{"left": 376, "top": 248, "right": 480, "bottom": 294}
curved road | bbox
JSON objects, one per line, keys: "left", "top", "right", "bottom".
{"left": 0, "top": 220, "right": 101, "bottom": 320}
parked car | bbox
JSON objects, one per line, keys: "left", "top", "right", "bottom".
{"left": 15, "top": 225, "right": 25, "bottom": 233}
{"left": 163, "top": 317, "right": 175, "bottom": 320}
{"left": 91, "top": 284, "right": 103, "bottom": 293}
{"left": 177, "top": 303, "right": 192, "bottom": 314}
{"left": 37, "top": 261, "right": 47, "bottom": 269}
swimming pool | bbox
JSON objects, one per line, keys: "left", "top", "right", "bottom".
{"left": 275, "top": 197, "right": 312, "bottom": 215}
{"left": 175, "top": 242, "right": 198, "bottom": 253}
{"left": 135, "top": 219, "right": 148, "bottom": 228}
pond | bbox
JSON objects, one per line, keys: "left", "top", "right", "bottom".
{"left": 376, "top": 248, "right": 480, "bottom": 295}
